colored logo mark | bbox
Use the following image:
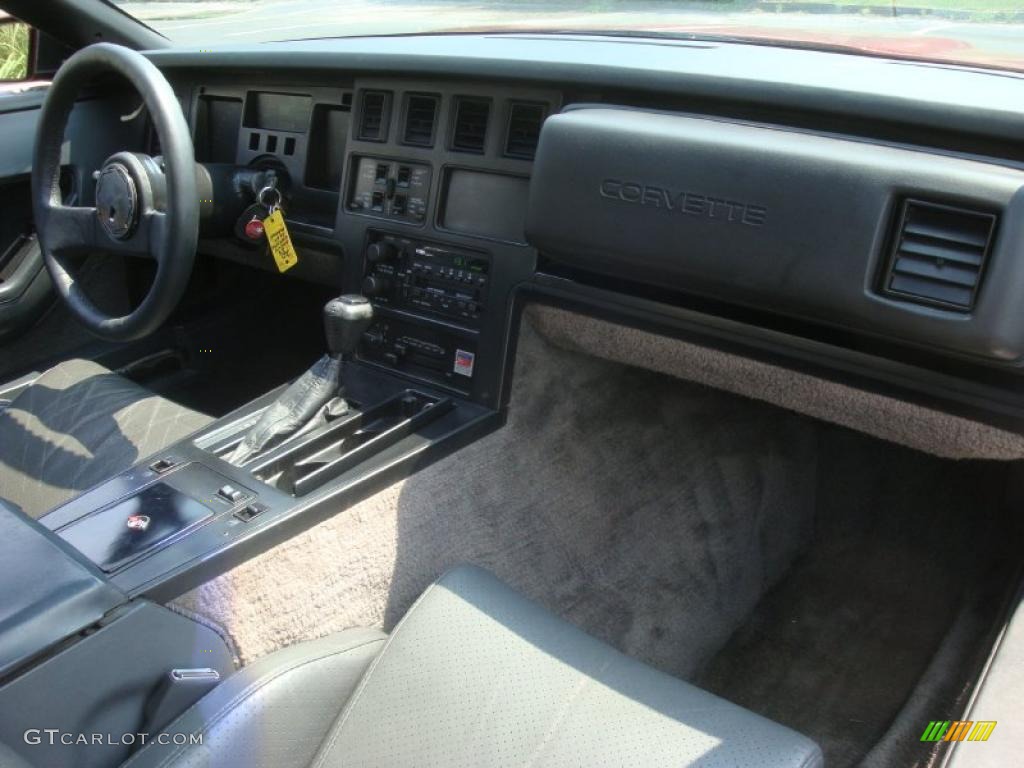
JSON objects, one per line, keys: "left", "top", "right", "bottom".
{"left": 920, "top": 720, "right": 996, "bottom": 742}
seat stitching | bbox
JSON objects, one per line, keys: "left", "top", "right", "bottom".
{"left": 122, "top": 636, "right": 385, "bottom": 768}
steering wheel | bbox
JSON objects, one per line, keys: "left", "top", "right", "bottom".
{"left": 32, "top": 43, "right": 198, "bottom": 342}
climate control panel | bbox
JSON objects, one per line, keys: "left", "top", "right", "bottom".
{"left": 347, "top": 156, "right": 431, "bottom": 224}
{"left": 361, "top": 231, "right": 490, "bottom": 327}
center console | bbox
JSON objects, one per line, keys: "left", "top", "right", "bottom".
{"left": 39, "top": 360, "right": 496, "bottom": 602}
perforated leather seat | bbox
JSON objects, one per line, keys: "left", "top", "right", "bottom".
{"left": 0, "top": 359, "right": 212, "bottom": 519}
{"left": 121, "top": 566, "right": 823, "bottom": 768}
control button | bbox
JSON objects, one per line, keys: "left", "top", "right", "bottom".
{"left": 235, "top": 502, "right": 268, "bottom": 523}
{"left": 149, "top": 457, "right": 177, "bottom": 474}
{"left": 362, "top": 274, "right": 391, "bottom": 297}
{"left": 217, "top": 484, "right": 244, "bottom": 503}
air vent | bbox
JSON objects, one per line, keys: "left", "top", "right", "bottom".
{"left": 882, "top": 199, "right": 996, "bottom": 311}
{"left": 402, "top": 94, "right": 439, "bottom": 147}
{"left": 504, "top": 102, "right": 546, "bottom": 159}
{"left": 357, "top": 91, "right": 390, "bottom": 142}
{"left": 451, "top": 97, "right": 490, "bottom": 153}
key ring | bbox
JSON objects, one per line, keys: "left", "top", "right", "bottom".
{"left": 257, "top": 185, "right": 282, "bottom": 211}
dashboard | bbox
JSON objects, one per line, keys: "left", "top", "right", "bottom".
{"left": 138, "top": 33, "right": 1024, "bottom": 430}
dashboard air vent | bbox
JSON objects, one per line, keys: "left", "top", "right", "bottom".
{"left": 402, "top": 94, "right": 439, "bottom": 147}
{"left": 451, "top": 97, "right": 489, "bottom": 153}
{"left": 882, "top": 199, "right": 996, "bottom": 311}
{"left": 357, "top": 91, "right": 390, "bottom": 142}
{"left": 505, "top": 102, "right": 546, "bottom": 159}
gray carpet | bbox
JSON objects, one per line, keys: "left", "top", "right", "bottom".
{"left": 173, "top": 306, "right": 1019, "bottom": 767}
{"left": 175, "top": 311, "right": 821, "bottom": 677}
{"left": 696, "top": 427, "right": 1015, "bottom": 767}
{"left": 530, "top": 304, "right": 1024, "bottom": 460}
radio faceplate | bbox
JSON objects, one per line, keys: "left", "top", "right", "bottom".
{"left": 362, "top": 231, "right": 490, "bottom": 328}
{"left": 360, "top": 315, "right": 477, "bottom": 392}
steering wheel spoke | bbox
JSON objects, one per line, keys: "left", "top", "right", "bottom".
{"left": 110, "top": 208, "right": 166, "bottom": 259}
{"left": 141, "top": 210, "right": 169, "bottom": 260}
{"left": 41, "top": 203, "right": 165, "bottom": 259}
{"left": 39, "top": 203, "right": 103, "bottom": 255}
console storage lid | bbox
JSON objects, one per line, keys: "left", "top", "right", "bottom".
{"left": 0, "top": 500, "right": 125, "bottom": 678}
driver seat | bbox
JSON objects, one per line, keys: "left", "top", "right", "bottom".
{"left": 0, "top": 359, "right": 212, "bottom": 519}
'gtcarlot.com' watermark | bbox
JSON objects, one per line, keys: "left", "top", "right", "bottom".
{"left": 24, "top": 729, "right": 202, "bottom": 747}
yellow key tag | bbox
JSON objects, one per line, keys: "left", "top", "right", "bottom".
{"left": 262, "top": 209, "right": 298, "bottom": 273}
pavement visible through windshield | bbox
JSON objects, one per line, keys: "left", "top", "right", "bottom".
{"left": 113, "top": 1, "right": 1024, "bottom": 71}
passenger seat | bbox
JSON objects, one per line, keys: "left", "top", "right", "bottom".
{"left": 125, "top": 566, "right": 825, "bottom": 766}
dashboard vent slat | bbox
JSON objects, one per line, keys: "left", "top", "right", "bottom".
{"left": 901, "top": 220, "right": 989, "bottom": 249}
{"left": 357, "top": 91, "right": 390, "bottom": 142}
{"left": 882, "top": 199, "right": 996, "bottom": 311}
{"left": 402, "top": 94, "right": 439, "bottom": 147}
{"left": 897, "top": 239, "right": 984, "bottom": 267}
{"left": 505, "top": 102, "right": 546, "bottom": 159}
{"left": 451, "top": 97, "right": 490, "bottom": 154}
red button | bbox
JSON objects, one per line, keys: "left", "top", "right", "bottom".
{"left": 244, "top": 218, "right": 264, "bottom": 240}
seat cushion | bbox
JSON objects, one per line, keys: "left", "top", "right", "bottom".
{"left": 312, "top": 565, "right": 824, "bottom": 767}
{"left": 122, "top": 629, "right": 387, "bottom": 768}
{"left": 0, "top": 359, "right": 212, "bottom": 519}
{"left": 133, "top": 566, "right": 822, "bottom": 768}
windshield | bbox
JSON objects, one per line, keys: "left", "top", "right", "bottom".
{"left": 111, "top": 1, "right": 1024, "bottom": 73}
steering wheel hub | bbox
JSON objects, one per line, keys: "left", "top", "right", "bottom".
{"left": 95, "top": 163, "right": 138, "bottom": 240}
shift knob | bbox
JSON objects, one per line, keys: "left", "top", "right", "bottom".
{"left": 324, "top": 295, "right": 374, "bottom": 358}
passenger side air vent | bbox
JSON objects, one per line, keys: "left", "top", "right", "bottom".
{"left": 451, "top": 97, "right": 490, "bottom": 154}
{"left": 357, "top": 90, "right": 391, "bottom": 142}
{"left": 402, "top": 94, "right": 439, "bottom": 147}
{"left": 504, "top": 102, "right": 546, "bottom": 159}
{"left": 882, "top": 199, "right": 996, "bottom": 311}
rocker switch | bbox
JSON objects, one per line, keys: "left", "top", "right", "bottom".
{"left": 235, "top": 502, "right": 268, "bottom": 522}
{"left": 149, "top": 457, "right": 177, "bottom": 474}
{"left": 217, "top": 485, "right": 244, "bottom": 503}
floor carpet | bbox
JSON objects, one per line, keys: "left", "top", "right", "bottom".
{"left": 173, "top": 307, "right": 1019, "bottom": 767}
{"left": 696, "top": 426, "right": 1015, "bottom": 767}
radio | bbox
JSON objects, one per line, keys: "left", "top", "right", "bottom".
{"left": 360, "top": 316, "right": 477, "bottom": 389}
{"left": 362, "top": 232, "right": 490, "bottom": 327}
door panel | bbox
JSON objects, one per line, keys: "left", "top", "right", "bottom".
{"left": 0, "top": 89, "right": 53, "bottom": 344}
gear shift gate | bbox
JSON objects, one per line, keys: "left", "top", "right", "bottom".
{"left": 248, "top": 390, "right": 452, "bottom": 496}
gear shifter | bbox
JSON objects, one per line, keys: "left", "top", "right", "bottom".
{"left": 324, "top": 295, "right": 374, "bottom": 360}
{"left": 226, "top": 295, "right": 374, "bottom": 465}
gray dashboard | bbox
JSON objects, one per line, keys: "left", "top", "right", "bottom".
{"left": 132, "top": 33, "right": 1024, "bottom": 427}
